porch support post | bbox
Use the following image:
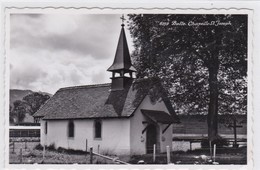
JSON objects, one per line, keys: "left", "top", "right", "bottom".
{"left": 162, "top": 124, "right": 171, "bottom": 134}
{"left": 142, "top": 125, "right": 149, "bottom": 134}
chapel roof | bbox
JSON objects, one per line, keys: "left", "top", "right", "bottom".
{"left": 33, "top": 79, "right": 179, "bottom": 122}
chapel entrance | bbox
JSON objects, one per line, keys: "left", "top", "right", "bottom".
{"left": 146, "top": 124, "right": 157, "bottom": 154}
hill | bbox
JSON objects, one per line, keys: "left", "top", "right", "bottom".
{"left": 10, "top": 89, "right": 33, "bottom": 107}
{"left": 10, "top": 89, "right": 52, "bottom": 106}
{"left": 9, "top": 89, "right": 52, "bottom": 125}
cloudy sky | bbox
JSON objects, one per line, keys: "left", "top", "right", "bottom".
{"left": 10, "top": 14, "right": 134, "bottom": 94}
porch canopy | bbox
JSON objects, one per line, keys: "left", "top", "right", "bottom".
{"left": 141, "top": 109, "right": 177, "bottom": 124}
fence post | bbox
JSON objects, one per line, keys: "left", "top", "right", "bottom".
{"left": 209, "top": 140, "right": 212, "bottom": 158}
{"left": 12, "top": 141, "right": 15, "bottom": 153}
{"left": 90, "top": 147, "right": 93, "bottom": 164}
{"left": 43, "top": 145, "right": 46, "bottom": 162}
{"left": 166, "top": 145, "right": 170, "bottom": 164}
{"left": 153, "top": 144, "right": 156, "bottom": 163}
{"left": 85, "top": 139, "right": 88, "bottom": 152}
{"left": 213, "top": 144, "right": 216, "bottom": 162}
{"left": 98, "top": 145, "right": 100, "bottom": 154}
{"left": 19, "top": 148, "right": 22, "bottom": 163}
{"left": 85, "top": 139, "right": 88, "bottom": 164}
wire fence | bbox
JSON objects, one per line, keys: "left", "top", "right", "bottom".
{"left": 9, "top": 138, "right": 247, "bottom": 164}
{"left": 9, "top": 140, "right": 128, "bottom": 164}
{"left": 10, "top": 129, "right": 40, "bottom": 138}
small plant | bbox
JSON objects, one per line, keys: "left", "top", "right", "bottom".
{"left": 56, "top": 147, "right": 86, "bottom": 155}
{"left": 47, "top": 143, "right": 56, "bottom": 151}
{"left": 57, "top": 147, "right": 67, "bottom": 153}
{"left": 34, "top": 144, "right": 43, "bottom": 150}
{"left": 24, "top": 152, "right": 37, "bottom": 158}
{"left": 67, "top": 148, "right": 86, "bottom": 155}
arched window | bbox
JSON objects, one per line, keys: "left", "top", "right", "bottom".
{"left": 68, "top": 120, "right": 74, "bottom": 138}
{"left": 44, "top": 121, "right": 48, "bottom": 134}
{"left": 94, "top": 120, "right": 102, "bottom": 139}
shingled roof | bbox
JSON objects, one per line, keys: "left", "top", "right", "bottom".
{"left": 34, "top": 79, "right": 179, "bottom": 122}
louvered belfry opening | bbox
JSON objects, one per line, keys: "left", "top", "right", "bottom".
{"left": 107, "top": 21, "right": 136, "bottom": 91}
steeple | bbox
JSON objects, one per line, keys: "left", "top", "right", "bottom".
{"left": 107, "top": 15, "right": 136, "bottom": 91}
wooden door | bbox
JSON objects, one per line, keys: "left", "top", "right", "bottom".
{"left": 146, "top": 124, "right": 157, "bottom": 154}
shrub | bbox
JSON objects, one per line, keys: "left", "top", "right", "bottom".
{"left": 66, "top": 148, "right": 86, "bottom": 155}
{"left": 34, "top": 144, "right": 43, "bottom": 150}
{"left": 57, "top": 147, "right": 67, "bottom": 153}
{"left": 47, "top": 143, "right": 56, "bottom": 151}
{"left": 24, "top": 152, "right": 37, "bottom": 158}
{"left": 56, "top": 147, "right": 85, "bottom": 155}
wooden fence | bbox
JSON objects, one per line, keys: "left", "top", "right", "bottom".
{"left": 89, "top": 147, "right": 129, "bottom": 164}
{"left": 9, "top": 127, "right": 40, "bottom": 137}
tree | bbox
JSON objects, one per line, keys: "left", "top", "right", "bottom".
{"left": 9, "top": 92, "right": 50, "bottom": 124}
{"left": 22, "top": 92, "right": 50, "bottom": 114}
{"left": 128, "top": 14, "right": 247, "bottom": 141}
{"left": 11, "top": 100, "right": 30, "bottom": 123}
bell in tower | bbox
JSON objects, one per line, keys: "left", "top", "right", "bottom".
{"left": 107, "top": 15, "right": 136, "bottom": 91}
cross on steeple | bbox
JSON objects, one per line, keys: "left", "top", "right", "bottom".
{"left": 120, "top": 14, "right": 126, "bottom": 26}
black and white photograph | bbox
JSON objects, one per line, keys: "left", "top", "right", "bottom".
{"left": 4, "top": 9, "right": 251, "bottom": 167}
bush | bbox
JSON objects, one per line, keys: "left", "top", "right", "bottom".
{"left": 24, "top": 152, "right": 37, "bottom": 158}
{"left": 34, "top": 144, "right": 43, "bottom": 150}
{"left": 56, "top": 147, "right": 85, "bottom": 155}
{"left": 66, "top": 148, "right": 86, "bottom": 155}
{"left": 201, "top": 136, "right": 229, "bottom": 148}
{"left": 47, "top": 143, "right": 56, "bottom": 151}
{"left": 57, "top": 147, "right": 67, "bottom": 153}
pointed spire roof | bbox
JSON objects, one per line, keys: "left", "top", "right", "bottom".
{"left": 107, "top": 24, "right": 136, "bottom": 72}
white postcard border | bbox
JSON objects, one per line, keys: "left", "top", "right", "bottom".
{"left": 0, "top": 1, "right": 256, "bottom": 170}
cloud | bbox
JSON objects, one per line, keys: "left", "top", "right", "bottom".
{"left": 10, "top": 48, "right": 111, "bottom": 94}
{"left": 11, "top": 14, "right": 124, "bottom": 59}
{"left": 91, "top": 71, "right": 107, "bottom": 84}
{"left": 10, "top": 14, "right": 133, "bottom": 94}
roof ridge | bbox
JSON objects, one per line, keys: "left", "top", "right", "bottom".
{"left": 58, "top": 83, "right": 111, "bottom": 92}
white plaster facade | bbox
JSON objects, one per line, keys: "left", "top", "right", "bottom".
{"left": 129, "top": 95, "right": 173, "bottom": 155}
{"left": 41, "top": 95, "right": 174, "bottom": 155}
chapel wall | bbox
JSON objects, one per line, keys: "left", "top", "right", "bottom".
{"left": 130, "top": 95, "right": 174, "bottom": 154}
{"left": 42, "top": 118, "right": 131, "bottom": 155}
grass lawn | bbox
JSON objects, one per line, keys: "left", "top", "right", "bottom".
{"left": 9, "top": 139, "right": 246, "bottom": 164}
{"left": 9, "top": 141, "right": 123, "bottom": 164}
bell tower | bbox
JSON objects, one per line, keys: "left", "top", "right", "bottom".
{"left": 107, "top": 15, "right": 136, "bottom": 91}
